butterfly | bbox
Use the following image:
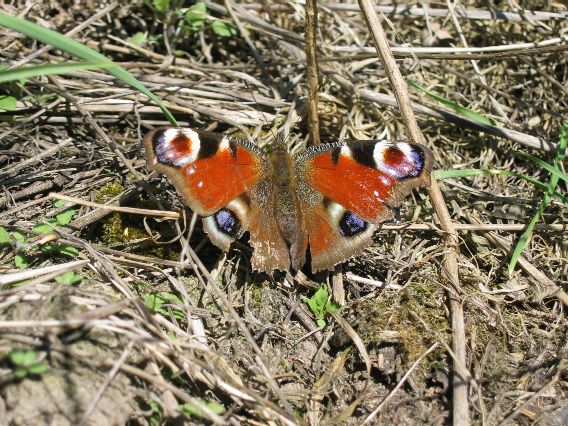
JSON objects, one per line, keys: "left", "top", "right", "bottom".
{"left": 144, "top": 128, "right": 433, "bottom": 273}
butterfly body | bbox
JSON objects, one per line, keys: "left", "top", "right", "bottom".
{"left": 145, "top": 128, "right": 433, "bottom": 273}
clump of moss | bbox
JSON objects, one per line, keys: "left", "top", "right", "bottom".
{"left": 93, "top": 181, "right": 179, "bottom": 261}
{"left": 100, "top": 212, "right": 146, "bottom": 245}
{"left": 357, "top": 279, "right": 450, "bottom": 362}
{"left": 247, "top": 282, "right": 264, "bottom": 311}
{"left": 95, "top": 181, "right": 124, "bottom": 203}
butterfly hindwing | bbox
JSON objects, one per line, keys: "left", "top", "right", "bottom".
{"left": 203, "top": 182, "right": 292, "bottom": 272}
{"left": 303, "top": 198, "right": 378, "bottom": 271}
{"left": 144, "top": 128, "right": 266, "bottom": 216}
{"left": 202, "top": 194, "right": 252, "bottom": 251}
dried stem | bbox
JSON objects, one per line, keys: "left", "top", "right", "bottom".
{"left": 357, "top": 0, "right": 470, "bottom": 424}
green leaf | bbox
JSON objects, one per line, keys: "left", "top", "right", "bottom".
{"left": 305, "top": 298, "right": 321, "bottom": 319}
{"left": 145, "top": 294, "right": 163, "bottom": 313}
{"left": 32, "top": 220, "right": 57, "bottom": 234}
{"left": 10, "top": 350, "right": 25, "bottom": 365}
{"left": 160, "top": 292, "right": 183, "bottom": 304}
{"left": 15, "top": 254, "right": 28, "bottom": 269}
{"left": 316, "top": 319, "right": 326, "bottom": 328}
{"left": 55, "top": 271, "right": 82, "bottom": 285}
{"left": 0, "top": 12, "right": 177, "bottom": 126}
{"left": 37, "top": 93, "right": 59, "bottom": 104}
{"left": 14, "top": 368, "right": 28, "bottom": 378}
{"left": 28, "top": 362, "right": 48, "bottom": 375}
{"left": 129, "top": 32, "right": 146, "bottom": 46}
{"left": 10, "top": 350, "right": 47, "bottom": 377}
{"left": 149, "top": 399, "right": 162, "bottom": 414}
{"left": 144, "top": 293, "right": 185, "bottom": 319}
{"left": 306, "top": 286, "right": 329, "bottom": 319}
{"left": 516, "top": 151, "right": 568, "bottom": 184}
{"left": 0, "top": 61, "right": 111, "bottom": 85}
{"left": 11, "top": 230, "right": 26, "bottom": 242}
{"left": 153, "top": 0, "right": 170, "bottom": 12}
{"left": 57, "top": 245, "right": 79, "bottom": 257}
{"left": 55, "top": 209, "right": 76, "bottom": 225}
{"left": 22, "top": 350, "right": 37, "bottom": 366}
{"left": 0, "top": 95, "right": 16, "bottom": 111}
{"left": 408, "top": 80, "right": 496, "bottom": 126}
{"left": 211, "top": 20, "right": 236, "bottom": 38}
{"left": 185, "top": 2, "right": 207, "bottom": 29}
{"left": 53, "top": 199, "right": 67, "bottom": 208}
{"left": 180, "top": 400, "right": 225, "bottom": 418}
{"left": 41, "top": 244, "right": 54, "bottom": 253}
{"left": 189, "top": 1, "right": 207, "bottom": 14}
{"left": 0, "top": 226, "right": 11, "bottom": 243}
{"left": 327, "top": 302, "right": 341, "bottom": 313}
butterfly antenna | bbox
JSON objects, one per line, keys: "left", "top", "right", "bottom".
{"left": 244, "top": 81, "right": 277, "bottom": 144}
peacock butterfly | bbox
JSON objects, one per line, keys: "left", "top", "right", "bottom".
{"left": 144, "top": 128, "right": 433, "bottom": 273}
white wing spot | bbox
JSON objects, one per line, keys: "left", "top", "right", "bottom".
{"left": 325, "top": 200, "right": 346, "bottom": 222}
{"left": 340, "top": 145, "right": 352, "bottom": 158}
{"left": 226, "top": 197, "right": 248, "bottom": 219}
{"left": 219, "top": 136, "right": 230, "bottom": 152}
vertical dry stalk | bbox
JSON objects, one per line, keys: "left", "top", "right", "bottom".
{"left": 357, "top": 0, "right": 470, "bottom": 424}
{"left": 305, "top": 0, "right": 347, "bottom": 306}
{"left": 305, "top": 0, "right": 321, "bottom": 146}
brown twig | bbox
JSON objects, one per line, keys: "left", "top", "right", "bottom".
{"left": 242, "top": 3, "right": 568, "bottom": 22}
{"left": 48, "top": 193, "right": 179, "bottom": 219}
{"left": 357, "top": 1, "right": 470, "bottom": 424}
{"left": 305, "top": 0, "right": 321, "bottom": 146}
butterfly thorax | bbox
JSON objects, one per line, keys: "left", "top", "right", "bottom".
{"left": 268, "top": 148, "right": 306, "bottom": 270}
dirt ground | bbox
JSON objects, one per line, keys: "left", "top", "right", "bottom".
{"left": 0, "top": 1, "right": 567, "bottom": 425}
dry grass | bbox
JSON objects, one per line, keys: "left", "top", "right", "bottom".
{"left": 0, "top": 1, "right": 567, "bottom": 425}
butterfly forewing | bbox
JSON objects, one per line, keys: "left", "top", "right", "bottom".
{"left": 295, "top": 140, "right": 433, "bottom": 223}
{"left": 144, "top": 128, "right": 266, "bottom": 216}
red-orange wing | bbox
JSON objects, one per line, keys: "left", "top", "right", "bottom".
{"left": 295, "top": 140, "right": 433, "bottom": 224}
{"left": 302, "top": 199, "right": 378, "bottom": 272}
{"left": 145, "top": 127, "right": 266, "bottom": 217}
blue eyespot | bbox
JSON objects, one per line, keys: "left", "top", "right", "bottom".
{"left": 339, "top": 211, "right": 367, "bottom": 237}
{"left": 214, "top": 209, "right": 239, "bottom": 236}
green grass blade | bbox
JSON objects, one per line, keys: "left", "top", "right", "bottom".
{"left": 434, "top": 168, "right": 568, "bottom": 207}
{"left": 515, "top": 151, "right": 568, "bottom": 184}
{"left": 408, "top": 80, "right": 496, "bottom": 126}
{"left": 0, "top": 12, "right": 177, "bottom": 126}
{"left": 508, "top": 121, "right": 568, "bottom": 273}
{"left": 0, "top": 61, "right": 110, "bottom": 84}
